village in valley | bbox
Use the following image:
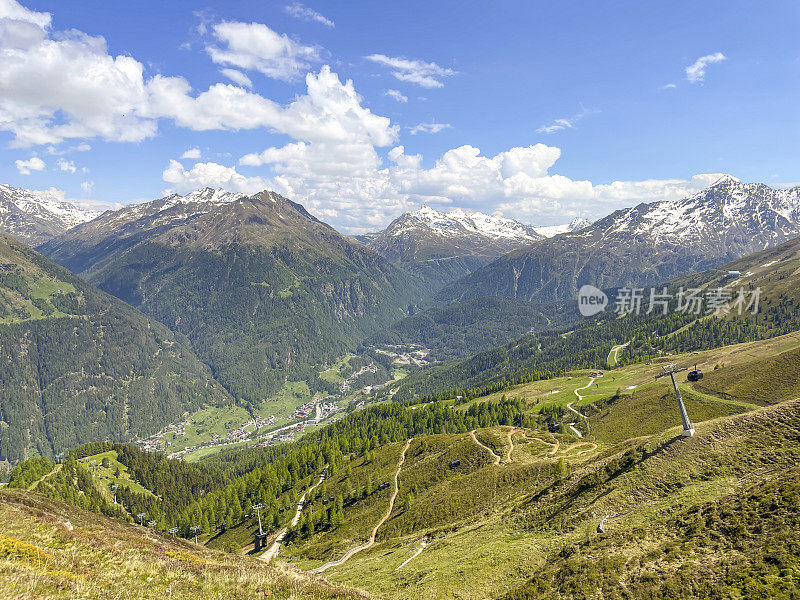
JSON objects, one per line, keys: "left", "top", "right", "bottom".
{"left": 133, "top": 353, "right": 413, "bottom": 462}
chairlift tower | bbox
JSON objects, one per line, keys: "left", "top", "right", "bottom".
{"left": 190, "top": 525, "right": 202, "bottom": 544}
{"left": 655, "top": 364, "right": 695, "bottom": 437}
{"left": 136, "top": 513, "right": 147, "bottom": 526}
{"left": 252, "top": 503, "right": 267, "bottom": 551}
{"left": 110, "top": 483, "right": 119, "bottom": 505}
{"left": 168, "top": 527, "right": 178, "bottom": 537}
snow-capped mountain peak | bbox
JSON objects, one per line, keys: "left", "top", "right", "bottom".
{"left": 399, "top": 205, "right": 543, "bottom": 243}
{"left": 161, "top": 188, "right": 247, "bottom": 209}
{"left": 533, "top": 217, "right": 592, "bottom": 238}
{"left": 0, "top": 184, "right": 101, "bottom": 246}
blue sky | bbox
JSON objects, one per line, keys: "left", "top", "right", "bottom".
{"left": 1, "top": 0, "right": 798, "bottom": 231}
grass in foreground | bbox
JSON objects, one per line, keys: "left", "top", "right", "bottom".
{"left": 0, "top": 488, "right": 365, "bottom": 600}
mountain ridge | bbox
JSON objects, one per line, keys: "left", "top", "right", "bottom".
{"left": 40, "top": 189, "right": 425, "bottom": 404}
{"left": 439, "top": 178, "right": 800, "bottom": 303}
{"left": 0, "top": 233, "right": 231, "bottom": 463}
{"left": 359, "top": 205, "right": 589, "bottom": 288}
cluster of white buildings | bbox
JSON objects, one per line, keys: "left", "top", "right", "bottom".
{"left": 340, "top": 362, "right": 379, "bottom": 393}
{"left": 375, "top": 345, "right": 430, "bottom": 367}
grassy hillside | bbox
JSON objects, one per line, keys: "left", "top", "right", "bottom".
{"left": 0, "top": 487, "right": 365, "bottom": 600}
{"left": 8, "top": 330, "right": 800, "bottom": 599}
{"left": 242, "top": 337, "right": 800, "bottom": 600}
{"left": 0, "top": 234, "right": 231, "bottom": 464}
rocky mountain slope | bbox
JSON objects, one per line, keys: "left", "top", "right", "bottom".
{"left": 440, "top": 177, "right": 800, "bottom": 303}
{"left": 0, "top": 233, "right": 231, "bottom": 463}
{"left": 40, "top": 189, "right": 425, "bottom": 404}
{"left": 0, "top": 184, "right": 100, "bottom": 245}
{"left": 359, "top": 205, "right": 549, "bottom": 287}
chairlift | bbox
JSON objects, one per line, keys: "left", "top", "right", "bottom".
{"left": 687, "top": 365, "right": 703, "bottom": 382}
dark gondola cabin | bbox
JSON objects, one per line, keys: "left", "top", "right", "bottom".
{"left": 449, "top": 459, "right": 461, "bottom": 468}
{"left": 687, "top": 366, "right": 703, "bottom": 382}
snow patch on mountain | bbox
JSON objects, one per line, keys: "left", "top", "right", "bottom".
{"left": 533, "top": 217, "right": 592, "bottom": 238}
{"left": 0, "top": 184, "right": 100, "bottom": 245}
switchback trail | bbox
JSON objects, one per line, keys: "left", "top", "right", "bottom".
{"left": 309, "top": 438, "right": 412, "bottom": 574}
{"left": 470, "top": 430, "right": 501, "bottom": 466}
{"left": 522, "top": 433, "right": 560, "bottom": 455}
{"left": 566, "top": 375, "right": 601, "bottom": 438}
{"left": 261, "top": 466, "right": 327, "bottom": 562}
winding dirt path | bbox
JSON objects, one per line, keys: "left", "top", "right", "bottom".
{"left": 607, "top": 340, "right": 631, "bottom": 367}
{"left": 520, "top": 431, "right": 560, "bottom": 455}
{"left": 28, "top": 463, "right": 61, "bottom": 491}
{"left": 561, "top": 441, "right": 598, "bottom": 455}
{"left": 470, "top": 430, "right": 501, "bottom": 466}
{"left": 309, "top": 438, "right": 412, "bottom": 574}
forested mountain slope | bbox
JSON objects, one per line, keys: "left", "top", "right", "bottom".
{"left": 440, "top": 177, "right": 800, "bottom": 303}
{"left": 40, "top": 189, "right": 425, "bottom": 404}
{"left": 0, "top": 234, "right": 230, "bottom": 463}
{"left": 8, "top": 334, "right": 800, "bottom": 599}
{"left": 365, "top": 296, "right": 574, "bottom": 361}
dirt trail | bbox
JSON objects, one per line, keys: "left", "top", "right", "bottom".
{"left": 395, "top": 539, "right": 427, "bottom": 571}
{"left": 309, "top": 438, "right": 412, "bottom": 574}
{"left": 28, "top": 464, "right": 61, "bottom": 491}
{"left": 261, "top": 467, "right": 327, "bottom": 562}
{"left": 607, "top": 340, "right": 632, "bottom": 366}
{"left": 561, "top": 441, "right": 598, "bottom": 455}
{"left": 504, "top": 429, "right": 515, "bottom": 463}
{"left": 521, "top": 431, "right": 560, "bottom": 455}
{"left": 470, "top": 430, "right": 501, "bottom": 466}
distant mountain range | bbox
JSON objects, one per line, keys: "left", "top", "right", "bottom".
{"left": 439, "top": 177, "right": 800, "bottom": 303}
{"left": 0, "top": 184, "right": 99, "bottom": 246}
{"left": 40, "top": 188, "right": 424, "bottom": 404}
{"left": 358, "top": 205, "right": 590, "bottom": 288}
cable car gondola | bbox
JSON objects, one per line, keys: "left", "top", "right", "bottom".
{"left": 687, "top": 365, "right": 703, "bottom": 382}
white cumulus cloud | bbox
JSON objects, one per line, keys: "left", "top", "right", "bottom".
{"left": 685, "top": 52, "right": 726, "bottom": 83}
{"left": 409, "top": 122, "right": 451, "bottom": 135}
{"left": 163, "top": 159, "right": 270, "bottom": 195}
{"left": 219, "top": 68, "right": 252, "bottom": 88}
{"left": 15, "top": 155, "right": 45, "bottom": 174}
{"left": 181, "top": 147, "right": 202, "bottom": 160}
{"left": 56, "top": 158, "right": 76, "bottom": 173}
{"left": 384, "top": 89, "right": 408, "bottom": 103}
{"left": 206, "top": 21, "right": 320, "bottom": 81}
